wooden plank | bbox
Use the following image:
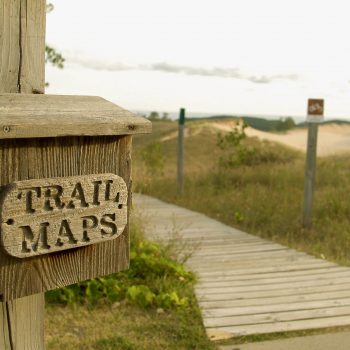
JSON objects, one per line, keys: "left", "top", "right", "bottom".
{"left": 206, "top": 315, "right": 350, "bottom": 338}
{"left": 197, "top": 282, "right": 350, "bottom": 302}
{"left": 197, "top": 269, "right": 350, "bottom": 289}
{"left": 0, "top": 94, "right": 151, "bottom": 139}
{"left": 196, "top": 276, "right": 350, "bottom": 295}
{"left": 190, "top": 249, "right": 304, "bottom": 262}
{"left": 199, "top": 289, "right": 350, "bottom": 309}
{"left": 191, "top": 245, "right": 288, "bottom": 257}
{"left": 150, "top": 235, "right": 260, "bottom": 244}
{"left": 205, "top": 305, "right": 350, "bottom": 328}
{"left": 203, "top": 298, "right": 350, "bottom": 318}
{"left": 197, "top": 265, "right": 345, "bottom": 282}
{"left": 191, "top": 241, "right": 277, "bottom": 250}
{"left": 196, "top": 261, "right": 337, "bottom": 277}
{"left": 189, "top": 255, "right": 313, "bottom": 270}
{"left": 190, "top": 260, "right": 314, "bottom": 272}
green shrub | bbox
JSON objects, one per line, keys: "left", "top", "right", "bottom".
{"left": 217, "top": 122, "right": 299, "bottom": 168}
{"left": 45, "top": 223, "right": 194, "bottom": 310}
{"left": 217, "top": 123, "right": 298, "bottom": 169}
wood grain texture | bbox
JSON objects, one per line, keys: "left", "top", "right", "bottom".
{"left": 0, "top": 0, "right": 45, "bottom": 94}
{"left": 0, "top": 174, "right": 128, "bottom": 258}
{"left": 3, "top": 293, "right": 45, "bottom": 349}
{"left": 0, "top": 136, "right": 132, "bottom": 300}
{"left": 0, "top": 94, "right": 152, "bottom": 139}
{"left": 303, "top": 122, "right": 319, "bottom": 228}
{"left": 1, "top": 1, "right": 46, "bottom": 348}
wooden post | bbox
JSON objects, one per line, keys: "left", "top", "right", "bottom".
{"left": 303, "top": 99, "right": 324, "bottom": 229}
{"left": 303, "top": 123, "right": 319, "bottom": 229}
{"left": 177, "top": 108, "right": 185, "bottom": 195}
{"left": 0, "top": 0, "right": 46, "bottom": 348}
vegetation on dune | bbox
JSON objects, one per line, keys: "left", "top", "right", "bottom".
{"left": 187, "top": 115, "right": 296, "bottom": 132}
{"left": 134, "top": 119, "right": 350, "bottom": 266}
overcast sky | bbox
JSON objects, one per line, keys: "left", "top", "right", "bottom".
{"left": 46, "top": 0, "right": 350, "bottom": 119}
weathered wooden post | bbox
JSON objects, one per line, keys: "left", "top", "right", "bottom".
{"left": 177, "top": 108, "right": 185, "bottom": 195}
{"left": 0, "top": 1, "right": 151, "bottom": 349}
{"left": 303, "top": 98, "right": 324, "bottom": 229}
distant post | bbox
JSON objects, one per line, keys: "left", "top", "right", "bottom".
{"left": 177, "top": 108, "right": 185, "bottom": 194}
{"left": 303, "top": 99, "right": 324, "bottom": 229}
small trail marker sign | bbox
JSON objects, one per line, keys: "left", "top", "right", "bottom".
{"left": 307, "top": 98, "right": 324, "bottom": 123}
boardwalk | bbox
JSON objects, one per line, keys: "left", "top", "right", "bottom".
{"left": 134, "top": 194, "right": 350, "bottom": 340}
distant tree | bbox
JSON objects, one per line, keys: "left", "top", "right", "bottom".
{"left": 162, "top": 112, "right": 170, "bottom": 120}
{"left": 148, "top": 111, "right": 160, "bottom": 120}
{"left": 45, "top": 3, "right": 65, "bottom": 87}
{"left": 275, "top": 117, "right": 295, "bottom": 131}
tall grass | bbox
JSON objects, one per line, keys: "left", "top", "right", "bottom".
{"left": 134, "top": 120, "right": 350, "bottom": 266}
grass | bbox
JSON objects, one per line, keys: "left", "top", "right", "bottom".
{"left": 46, "top": 302, "right": 214, "bottom": 350}
{"left": 134, "top": 120, "right": 350, "bottom": 267}
{"left": 45, "top": 220, "right": 216, "bottom": 350}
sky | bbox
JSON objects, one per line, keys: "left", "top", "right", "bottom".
{"left": 46, "top": 0, "right": 350, "bottom": 120}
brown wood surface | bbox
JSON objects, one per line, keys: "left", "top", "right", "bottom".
{"left": 0, "top": 173, "right": 128, "bottom": 258}
{"left": 0, "top": 135, "right": 132, "bottom": 300}
{"left": 0, "top": 94, "right": 151, "bottom": 139}
{"left": 1, "top": 0, "right": 47, "bottom": 348}
{"left": 0, "top": 0, "right": 45, "bottom": 94}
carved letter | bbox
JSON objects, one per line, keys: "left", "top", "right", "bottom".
{"left": 43, "top": 185, "right": 64, "bottom": 211}
{"left": 20, "top": 222, "right": 50, "bottom": 253}
{"left": 104, "top": 180, "right": 113, "bottom": 201}
{"left": 56, "top": 220, "right": 77, "bottom": 246}
{"left": 81, "top": 215, "right": 99, "bottom": 242}
{"left": 92, "top": 181, "right": 102, "bottom": 206}
{"left": 104, "top": 180, "right": 120, "bottom": 203}
{"left": 67, "top": 183, "right": 88, "bottom": 209}
{"left": 19, "top": 187, "right": 41, "bottom": 214}
{"left": 101, "top": 213, "right": 117, "bottom": 237}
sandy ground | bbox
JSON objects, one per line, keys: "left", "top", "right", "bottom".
{"left": 209, "top": 121, "right": 350, "bottom": 156}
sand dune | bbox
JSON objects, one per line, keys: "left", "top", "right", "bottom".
{"left": 209, "top": 121, "right": 350, "bottom": 156}
{"left": 160, "top": 120, "right": 350, "bottom": 156}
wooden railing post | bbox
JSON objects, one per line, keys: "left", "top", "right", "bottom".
{"left": 177, "top": 108, "right": 185, "bottom": 195}
{"left": 0, "top": 0, "right": 46, "bottom": 348}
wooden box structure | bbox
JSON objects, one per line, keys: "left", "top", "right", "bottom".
{"left": 0, "top": 93, "right": 151, "bottom": 301}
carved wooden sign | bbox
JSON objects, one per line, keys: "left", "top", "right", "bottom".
{"left": 0, "top": 174, "right": 128, "bottom": 258}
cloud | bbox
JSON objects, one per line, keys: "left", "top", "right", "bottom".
{"left": 68, "top": 56, "right": 298, "bottom": 84}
